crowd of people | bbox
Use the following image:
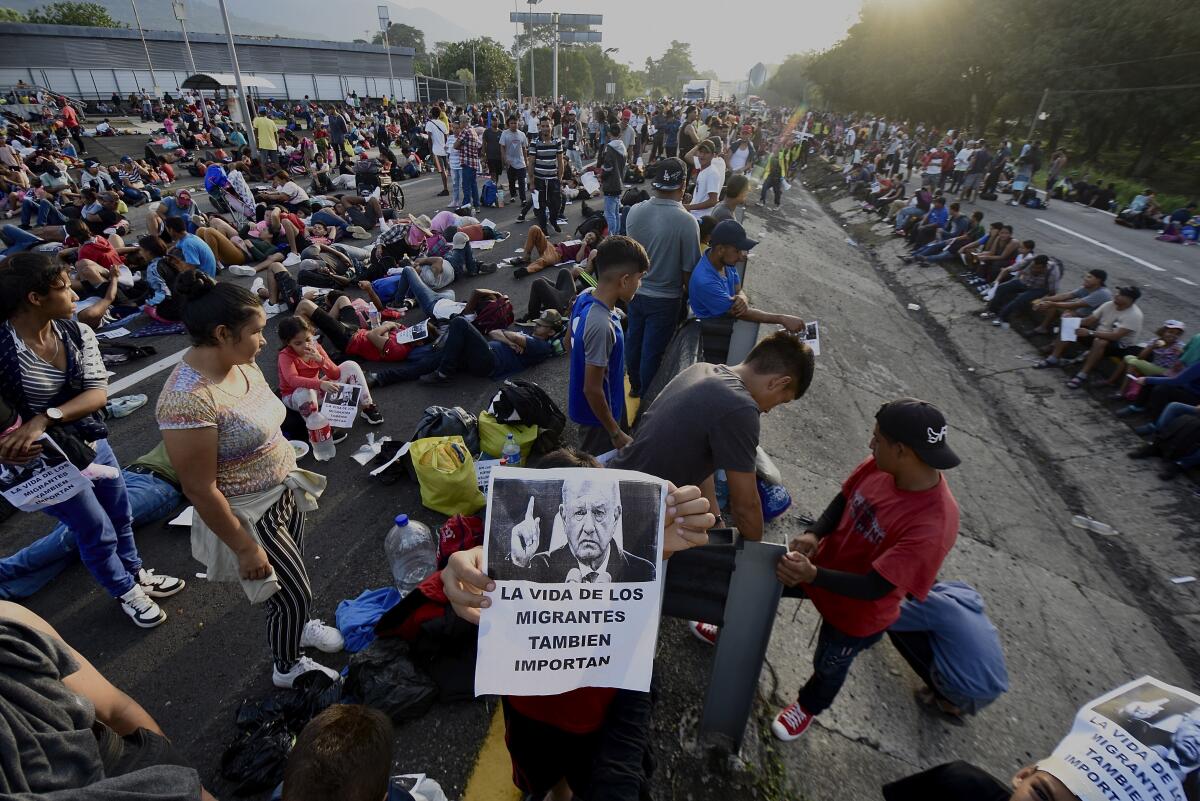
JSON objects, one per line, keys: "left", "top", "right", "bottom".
{"left": 0, "top": 86, "right": 1188, "bottom": 801}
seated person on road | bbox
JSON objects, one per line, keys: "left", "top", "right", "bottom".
{"left": 294, "top": 296, "right": 429, "bottom": 364}
{"left": 276, "top": 315, "right": 383, "bottom": 425}
{"left": 1030, "top": 268, "right": 1111, "bottom": 334}
{"left": 0, "top": 600, "right": 213, "bottom": 800}
{"left": 687, "top": 220, "right": 805, "bottom": 332}
{"left": 419, "top": 308, "right": 565, "bottom": 385}
{"left": 1035, "top": 286, "right": 1144, "bottom": 388}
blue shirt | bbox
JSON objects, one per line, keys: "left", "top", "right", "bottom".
{"left": 567, "top": 290, "right": 624, "bottom": 428}
{"left": 176, "top": 233, "right": 217, "bottom": 277}
{"left": 890, "top": 581, "right": 1009, "bottom": 703}
{"left": 489, "top": 335, "right": 552, "bottom": 379}
{"left": 158, "top": 196, "right": 193, "bottom": 223}
{"left": 688, "top": 252, "right": 739, "bottom": 319}
{"left": 926, "top": 206, "right": 949, "bottom": 227}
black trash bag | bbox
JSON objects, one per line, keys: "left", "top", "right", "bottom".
{"left": 344, "top": 637, "right": 437, "bottom": 722}
{"left": 411, "top": 405, "right": 479, "bottom": 455}
{"left": 220, "top": 718, "right": 295, "bottom": 796}
{"left": 233, "top": 673, "right": 344, "bottom": 734}
{"left": 370, "top": 439, "right": 412, "bottom": 486}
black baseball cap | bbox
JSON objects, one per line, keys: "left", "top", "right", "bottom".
{"left": 1116, "top": 285, "right": 1142, "bottom": 301}
{"left": 875, "top": 398, "right": 961, "bottom": 470}
{"left": 650, "top": 157, "right": 686, "bottom": 191}
{"left": 709, "top": 220, "right": 758, "bottom": 251}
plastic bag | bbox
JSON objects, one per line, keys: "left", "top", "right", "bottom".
{"left": 336, "top": 587, "right": 403, "bottom": 653}
{"left": 409, "top": 436, "right": 485, "bottom": 516}
{"left": 411, "top": 406, "right": 479, "bottom": 455}
{"left": 344, "top": 637, "right": 437, "bottom": 722}
{"left": 477, "top": 411, "right": 538, "bottom": 461}
{"left": 220, "top": 718, "right": 294, "bottom": 795}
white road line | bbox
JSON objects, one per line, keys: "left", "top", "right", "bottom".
{"left": 108, "top": 348, "right": 186, "bottom": 394}
{"left": 1035, "top": 218, "right": 1168, "bottom": 272}
{"left": 1175, "top": 276, "right": 1198, "bottom": 286}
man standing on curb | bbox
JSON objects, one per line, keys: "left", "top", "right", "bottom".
{"left": 768, "top": 399, "right": 961, "bottom": 742}
{"left": 624, "top": 158, "right": 701, "bottom": 398}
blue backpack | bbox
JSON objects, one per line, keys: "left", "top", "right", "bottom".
{"left": 480, "top": 179, "right": 498, "bottom": 207}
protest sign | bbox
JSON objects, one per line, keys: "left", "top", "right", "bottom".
{"left": 475, "top": 466, "right": 667, "bottom": 697}
{"left": 321, "top": 383, "right": 362, "bottom": 428}
{"left": 395, "top": 320, "right": 429, "bottom": 345}
{"left": 1061, "top": 317, "right": 1083, "bottom": 342}
{"left": 800, "top": 320, "right": 821, "bottom": 355}
{"left": 1040, "top": 676, "right": 1197, "bottom": 801}
{"left": 0, "top": 436, "right": 89, "bottom": 512}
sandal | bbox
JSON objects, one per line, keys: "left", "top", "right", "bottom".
{"left": 1066, "top": 374, "right": 1087, "bottom": 389}
{"left": 1032, "top": 358, "right": 1058, "bottom": 369}
{"left": 914, "top": 688, "right": 967, "bottom": 725}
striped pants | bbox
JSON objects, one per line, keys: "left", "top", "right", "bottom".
{"left": 254, "top": 490, "right": 312, "bottom": 672}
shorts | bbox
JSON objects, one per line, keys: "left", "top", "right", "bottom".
{"left": 1101, "top": 340, "right": 1139, "bottom": 359}
{"left": 433, "top": 154, "right": 448, "bottom": 173}
{"left": 275, "top": 269, "right": 301, "bottom": 309}
{"left": 501, "top": 699, "right": 599, "bottom": 796}
{"left": 960, "top": 173, "right": 982, "bottom": 190}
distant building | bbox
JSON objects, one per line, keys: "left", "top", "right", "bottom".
{"left": 0, "top": 21, "right": 418, "bottom": 102}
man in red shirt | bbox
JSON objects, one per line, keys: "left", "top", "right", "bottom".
{"left": 771, "top": 398, "right": 961, "bottom": 741}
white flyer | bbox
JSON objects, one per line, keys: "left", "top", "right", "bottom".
{"left": 1039, "top": 676, "right": 1196, "bottom": 801}
{"left": 0, "top": 436, "right": 90, "bottom": 512}
{"left": 475, "top": 466, "right": 667, "bottom": 697}
{"left": 800, "top": 320, "right": 821, "bottom": 356}
{"left": 1061, "top": 317, "right": 1083, "bottom": 342}
{"left": 475, "top": 458, "right": 502, "bottom": 488}
{"left": 321, "top": 383, "right": 362, "bottom": 429}
{"left": 395, "top": 320, "right": 429, "bottom": 344}
{"left": 471, "top": 239, "right": 497, "bottom": 250}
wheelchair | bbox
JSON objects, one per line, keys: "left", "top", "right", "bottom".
{"left": 354, "top": 168, "right": 405, "bottom": 213}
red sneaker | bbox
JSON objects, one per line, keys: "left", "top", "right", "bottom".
{"left": 689, "top": 621, "right": 719, "bottom": 645}
{"left": 771, "top": 702, "right": 814, "bottom": 741}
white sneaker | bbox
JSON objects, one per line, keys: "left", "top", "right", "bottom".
{"left": 227, "top": 264, "right": 256, "bottom": 277}
{"left": 300, "top": 618, "right": 345, "bottom": 653}
{"left": 283, "top": 252, "right": 301, "bottom": 267}
{"left": 250, "top": 276, "right": 266, "bottom": 296}
{"left": 137, "top": 568, "right": 186, "bottom": 599}
{"left": 262, "top": 302, "right": 288, "bottom": 316}
{"left": 106, "top": 394, "right": 148, "bottom": 419}
{"left": 119, "top": 584, "right": 166, "bottom": 628}
{"left": 273, "top": 655, "right": 340, "bottom": 689}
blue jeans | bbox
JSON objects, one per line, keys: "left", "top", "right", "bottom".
{"left": 41, "top": 439, "right": 142, "bottom": 598}
{"left": 1153, "top": 402, "right": 1198, "bottom": 433}
{"left": 894, "top": 206, "right": 923, "bottom": 230}
{"left": 625, "top": 294, "right": 681, "bottom": 394}
{"left": 21, "top": 197, "right": 68, "bottom": 227}
{"left": 1, "top": 224, "right": 44, "bottom": 258}
{"left": 450, "top": 168, "right": 463, "bottom": 207}
{"left": 794, "top": 617, "right": 884, "bottom": 714}
{"left": 311, "top": 209, "right": 349, "bottom": 231}
{"left": 371, "top": 266, "right": 441, "bottom": 314}
{"left": 0, "top": 470, "right": 181, "bottom": 599}
{"left": 604, "top": 194, "right": 621, "bottom": 238}
{"left": 446, "top": 244, "right": 480, "bottom": 278}
{"left": 987, "top": 279, "right": 1047, "bottom": 321}
{"left": 461, "top": 165, "right": 480, "bottom": 208}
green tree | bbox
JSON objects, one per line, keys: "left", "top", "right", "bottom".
{"left": 25, "top": 1, "right": 121, "bottom": 26}
{"left": 0, "top": 7, "right": 25, "bottom": 21}
{"left": 372, "top": 21, "right": 426, "bottom": 56}
{"left": 432, "top": 37, "right": 515, "bottom": 100}
{"left": 763, "top": 53, "right": 815, "bottom": 106}
{"left": 644, "top": 40, "right": 697, "bottom": 96}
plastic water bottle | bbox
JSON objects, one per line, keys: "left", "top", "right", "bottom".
{"left": 384, "top": 514, "right": 436, "bottom": 595}
{"left": 501, "top": 432, "right": 521, "bottom": 466}
{"left": 306, "top": 410, "right": 336, "bottom": 461}
{"left": 367, "top": 308, "right": 381, "bottom": 329}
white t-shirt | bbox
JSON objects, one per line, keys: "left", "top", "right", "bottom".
{"left": 954, "top": 148, "right": 974, "bottom": 171}
{"left": 691, "top": 165, "right": 723, "bottom": 219}
{"left": 1093, "top": 301, "right": 1144, "bottom": 343}
{"left": 278, "top": 181, "right": 309, "bottom": 204}
{"left": 729, "top": 144, "right": 751, "bottom": 173}
{"left": 425, "top": 119, "right": 448, "bottom": 156}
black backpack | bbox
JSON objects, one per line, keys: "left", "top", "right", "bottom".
{"left": 489, "top": 379, "right": 566, "bottom": 454}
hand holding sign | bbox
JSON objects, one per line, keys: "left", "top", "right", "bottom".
{"left": 443, "top": 546, "right": 493, "bottom": 625}
{"left": 510, "top": 496, "right": 540, "bottom": 567}
{"left": 662, "top": 482, "right": 714, "bottom": 557}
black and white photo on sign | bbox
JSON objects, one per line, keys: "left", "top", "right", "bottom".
{"left": 486, "top": 472, "right": 661, "bottom": 584}
{"left": 475, "top": 466, "right": 668, "bottom": 697}
{"left": 0, "top": 435, "right": 89, "bottom": 512}
{"left": 395, "top": 320, "right": 429, "bottom": 344}
{"left": 321, "top": 383, "right": 362, "bottom": 428}
{"left": 1040, "top": 676, "right": 1200, "bottom": 801}
{"left": 800, "top": 320, "right": 821, "bottom": 355}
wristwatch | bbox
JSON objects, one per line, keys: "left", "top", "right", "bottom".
{"left": 44, "top": 407, "right": 64, "bottom": 425}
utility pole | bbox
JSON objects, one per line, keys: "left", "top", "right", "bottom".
{"left": 471, "top": 41, "right": 477, "bottom": 102}
{"left": 172, "top": 0, "right": 209, "bottom": 127}
{"left": 527, "top": 0, "right": 543, "bottom": 102}
{"left": 513, "top": 0, "right": 522, "bottom": 105}
{"left": 217, "top": 0, "right": 257, "bottom": 160}
{"left": 377, "top": 6, "right": 396, "bottom": 102}
{"left": 552, "top": 12, "right": 559, "bottom": 102}
{"left": 1027, "top": 87, "right": 1050, "bottom": 142}
{"left": 129, "top": 0, "right": 159, "bottom": 96}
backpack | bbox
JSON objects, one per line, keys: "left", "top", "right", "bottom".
{"left": 480, "top": 180, "right": 498, "bottom": 207}
{"left": 574, "top": 212, "right": 607, "bottom": 241}
{"left": 488, "top": 378, "right": 566, "bottom": 454}
{"left": 621, "top": 187, "right": 649, "bottom": 207}
{"left": 471, "top": 295, "right": 514, "bottom": 334}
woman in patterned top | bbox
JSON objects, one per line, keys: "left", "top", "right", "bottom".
{"left": 157, "top": 271, "right": 344, "bottom": 688}
{"left": 0, "top": 252, "right": 185, "bottom": 628}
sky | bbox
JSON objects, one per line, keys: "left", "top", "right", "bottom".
{"left": 441, "top": 0, "right": 865, "bottom": 79}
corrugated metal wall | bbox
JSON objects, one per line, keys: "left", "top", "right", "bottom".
{"left": 0, "top": 23, "right": 416, "bottom": 101}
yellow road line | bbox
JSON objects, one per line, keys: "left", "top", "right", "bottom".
{"left": 462, "top": 705, "right": 522, "bottom": 801}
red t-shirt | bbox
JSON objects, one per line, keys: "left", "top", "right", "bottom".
{"left": 805, "top": 457, "right": 959, "bottom": 637}
{"left": 344, "top": 328, "right": 414, "bottom": 362}
{"left": 78, "top": 237, "right": 124, "bottom": 270}
{"left": 507, "top": 688, "right": 617, "bottom": 735}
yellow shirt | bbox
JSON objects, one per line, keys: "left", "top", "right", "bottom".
{"left": 252, "top": 116, "right": 278, "bottom": 151}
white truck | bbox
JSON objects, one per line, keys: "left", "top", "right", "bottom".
{"left": 682, "top": 79, "right": 716, "bottom": 102}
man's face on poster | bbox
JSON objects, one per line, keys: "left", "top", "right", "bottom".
{"left": 561, "top": 481, "right": 620, "bottom": 566}
{"left": 1174, "top": 711, "right": 1200, "bottom": 769}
